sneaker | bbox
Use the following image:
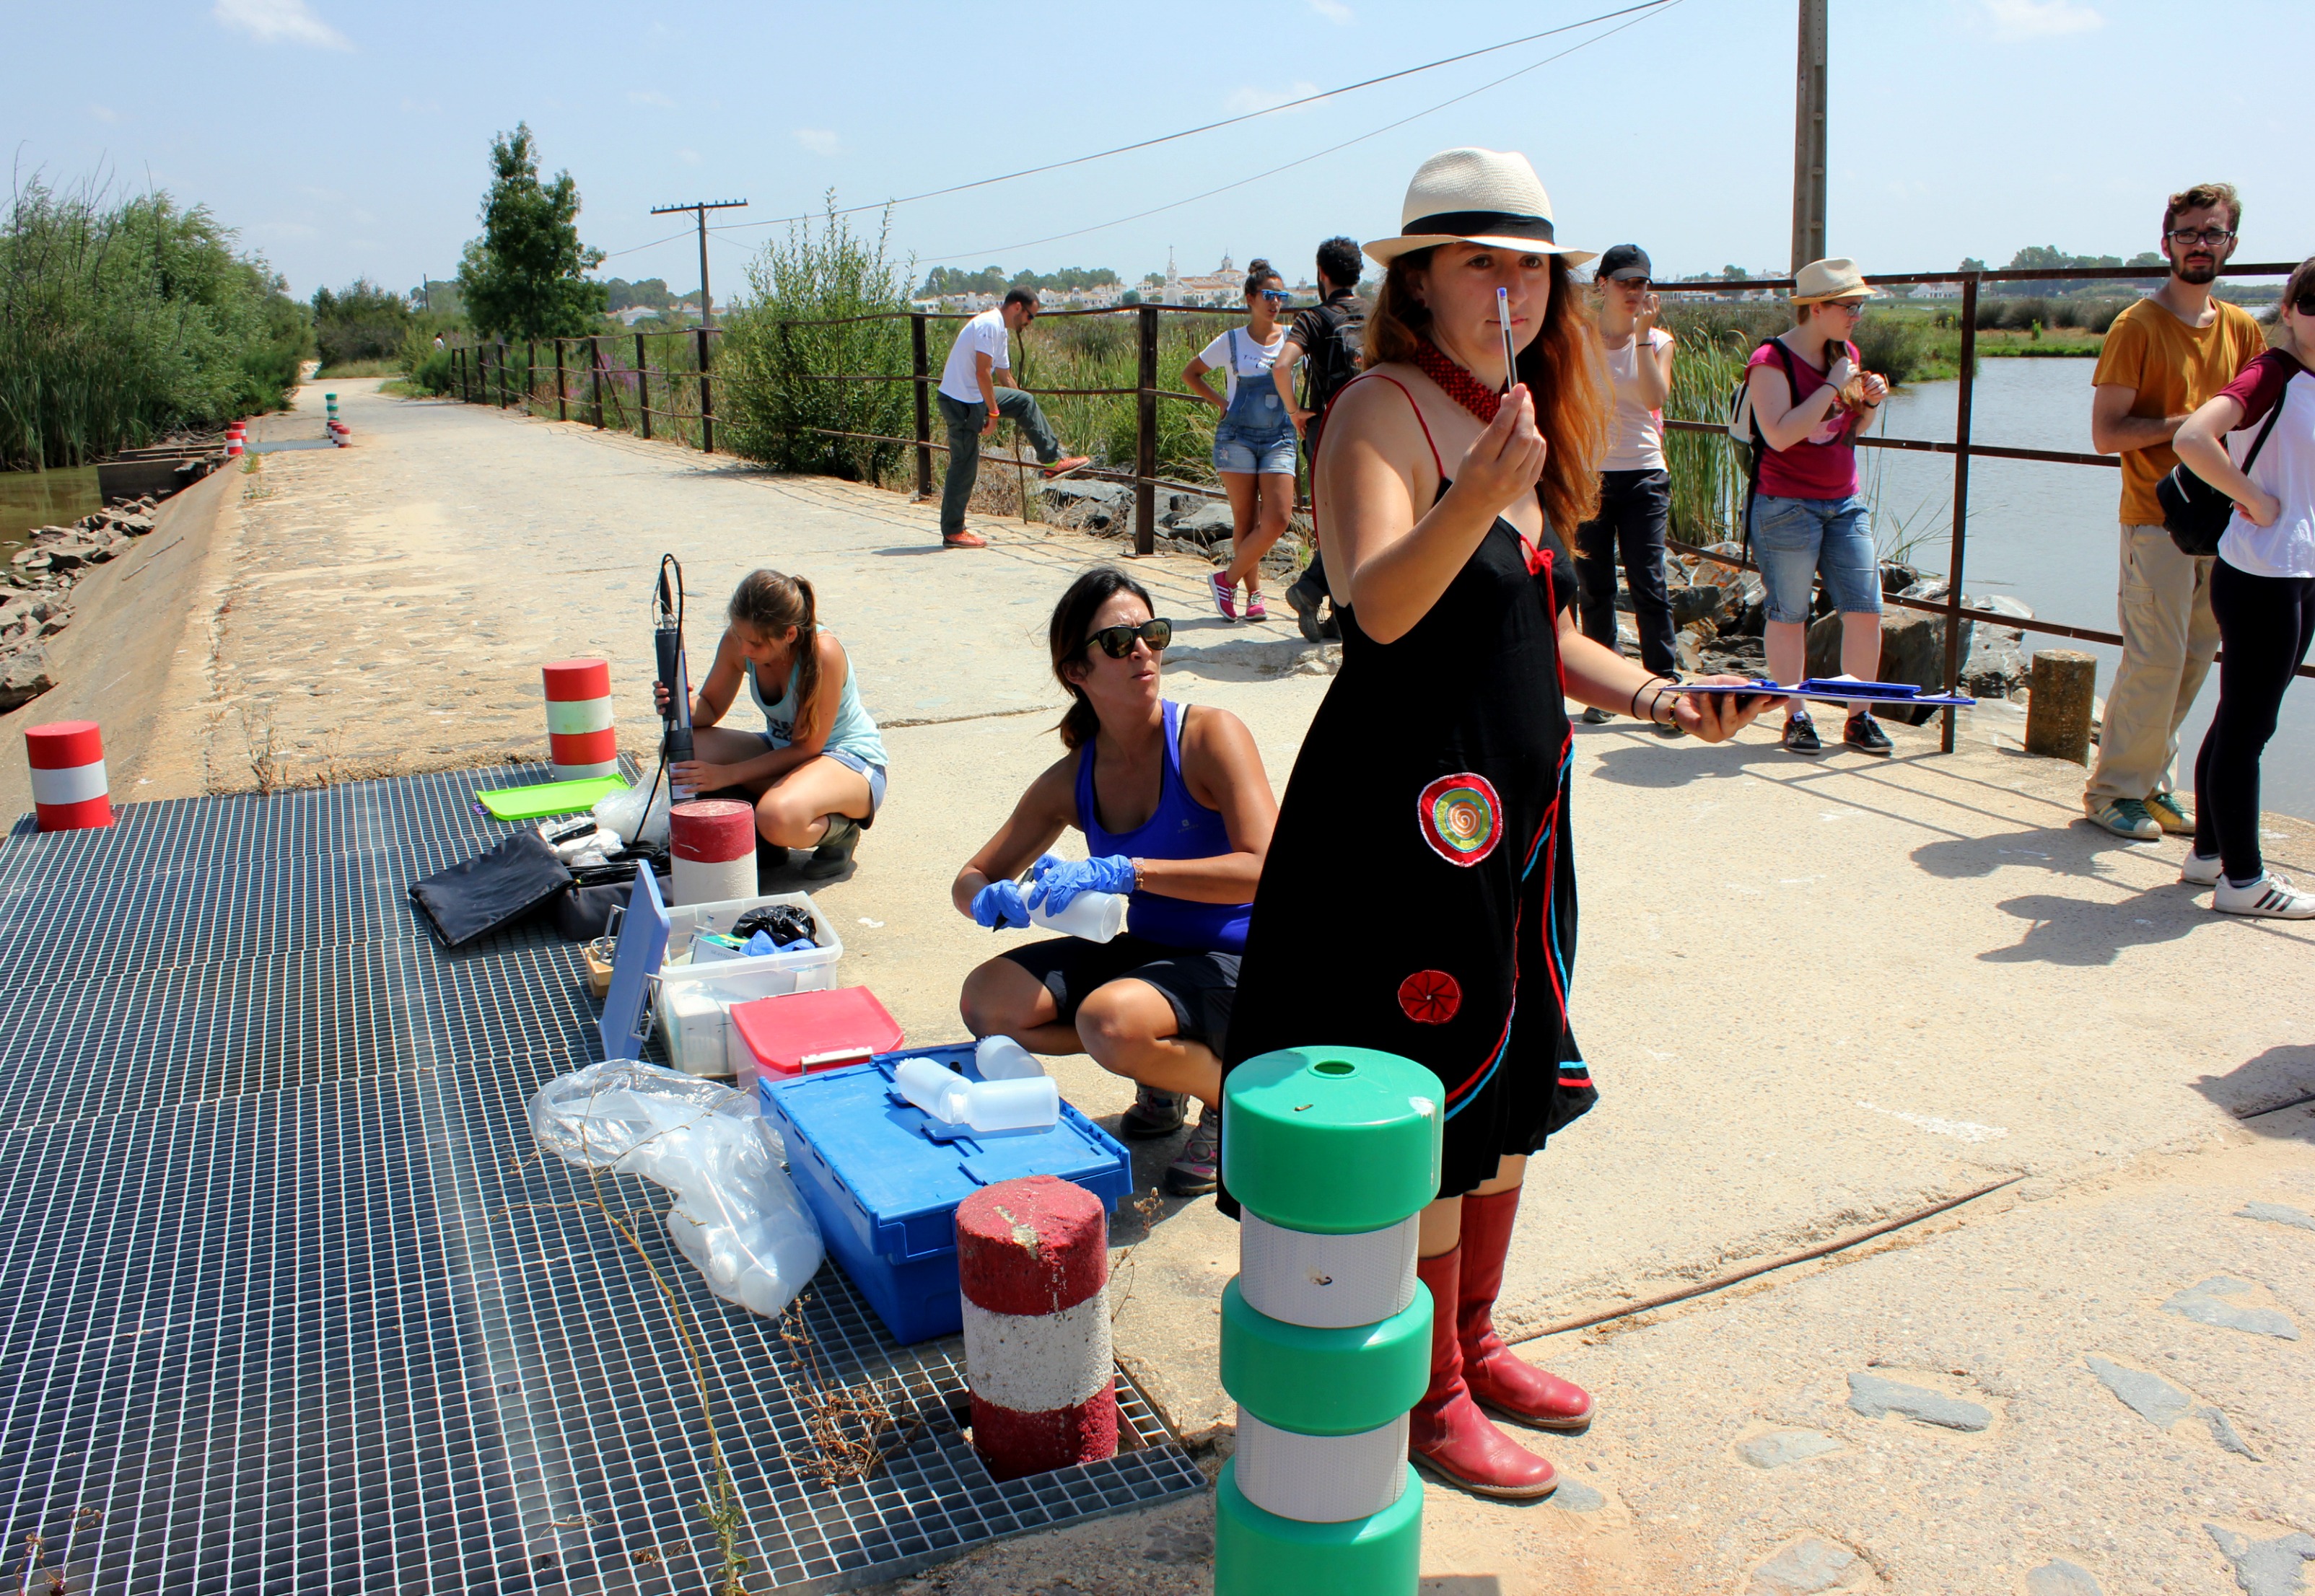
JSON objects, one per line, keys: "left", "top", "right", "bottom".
{"left": 1209, "top": 571, "right": 1238, "bottom": 621}
{"left": 2085, "top": 797, "right": 2160, "bottom": 841}
{"left": 1117, "top": 1084, "right": 1186, "bottom": 1140}
{"left": 2180, "top": 851, "right": 2225, "bottom": 887}
{"left": 1038, "top": 454, "right": 1092, "bottom": 480}
{"left": 1285, "top": 578, "right": 1326, "bottom": 644}
{"left": 1842, "top": 714, "right": 1894, "bottom": 756}
{"left": 1580, "top": 706, "right": 1613, "bottom": 725}
{"left": 1164, "top": 1105, "right": 1220, "bottom": 1196}
{"left": 2145, "top": 792, "right": 2195, "bottom": 835}
{"left": 1243, "top": 590, "right": 1268, "bottom": 621}
{"left": 1780, "top": 715, "right": 1823, "bottom": 755}
{"left": 942, "top": 530, "right": 988, "bottom": 549}
{"left": 2213, "top": 872, "right": 2315, "bottom": 919}
{"left": 799, "top": 815, "right": 859, "bottom": 881}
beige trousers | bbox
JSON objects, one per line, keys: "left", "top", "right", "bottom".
{"left": 2085, "top": 522, "right": 2219, "bottom": 806}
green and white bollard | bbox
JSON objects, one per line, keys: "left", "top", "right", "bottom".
{"left": 1215, "top": 1046, "right": 1443, "bottom": 1596}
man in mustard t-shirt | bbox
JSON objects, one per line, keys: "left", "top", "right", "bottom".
{"left": 2083, "top": 181, "right": 2268, "bottom": 840}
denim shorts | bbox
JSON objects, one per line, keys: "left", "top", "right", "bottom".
{"left": 753, "top": 737, "right": 888, "bottom": 820}
{"left": 1214, "top": 418, "right": 1297, "bottom": 476}
{"left": 1749, "top": 493, "right": 1882, "bottom": 623}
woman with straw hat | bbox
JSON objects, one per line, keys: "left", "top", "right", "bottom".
{"left": 1217, "top": 148, "right": 1772, "bottom": 1500}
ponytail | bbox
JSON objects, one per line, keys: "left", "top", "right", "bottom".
{"left": 728, "top": 569, "right": 826, "bottom": 745}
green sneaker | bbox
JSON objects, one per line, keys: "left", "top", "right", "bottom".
{"left": 2086, "top": 797, "right": 2160, "bottom": 841}
{"left": 2144, "top": 792, "right": 2194, "bottom": 835}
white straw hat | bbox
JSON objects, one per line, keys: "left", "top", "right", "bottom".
{"left": 1365, "top": 148, "right": 1595, "bottom": 269}
{"left": 1790, "top": 258, "right": 1883, "bottom": 304}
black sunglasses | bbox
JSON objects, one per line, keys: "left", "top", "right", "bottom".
{"left": 1080, "top": 618, "right": 1172, "bottom": 658}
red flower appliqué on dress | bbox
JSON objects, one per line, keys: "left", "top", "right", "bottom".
{"left": 1398, "top": 969, "right": 1462, "bottom": 1025}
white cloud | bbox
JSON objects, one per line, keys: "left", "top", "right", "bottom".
{"left": 1225, "top": 81, "right": 1323, "bottom": 116}
{"left": 213, "top": 0, "right": 350, "bottom": 48}
{"left": 677, "top": 148, "right": 703, "bottom": 166}
{"left": 792, "top": 128, "right": 841, "bottom": 156}
{"left": 1981, "top": 0, "right": 2103, "bottom": 40}
{"left": 1308, "top": 0, "right": 1352, "bottom": 21}
{"left": 628, "top": 89, "right": 675, "bottom": 108}
{"left": 87, "top": 103, "right": 119, "bottom": 123}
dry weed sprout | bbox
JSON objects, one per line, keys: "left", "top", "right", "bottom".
{"left": 774, "top": 1299, "right": 923, "bottom": 1486}
{"left": 239, "top": 703, "right": 281, "bottom": 795}
{"left": 1108, "top": 1188, "right": 1168, "bottom": 1324}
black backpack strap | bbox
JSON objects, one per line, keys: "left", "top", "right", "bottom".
{"left": 2240, "top": 384, "right": 2287, "bottom": 473}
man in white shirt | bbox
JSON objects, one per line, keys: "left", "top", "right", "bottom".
{"left": 935, "top": 289, "right": 1090, "bottom": 548}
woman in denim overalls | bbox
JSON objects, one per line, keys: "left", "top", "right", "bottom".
{"left": 1183, "top": 260, "right": 1300, "bottom": 621}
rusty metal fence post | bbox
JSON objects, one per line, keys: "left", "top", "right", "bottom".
{"left": 1939, "top": 273, "right": 1980, "bottom": 754}
{"left": 912, "top": 313, "right": 932, "bottom": 498}
{"left": 697, "top": 326, "right": 715, "bottom": 454}
{"left": 496, "top": 343, "right": 508, "bottom": 408}
{"left": 554, "top": 341, "right": 567, "bottom": 422}
{"left": 1134, "top": 304, "right": 1158, "bottom": 556}
{"left": 636, "top": 333, "right": 652, "bottom": 441}
{"left": 524, "top": 341, "right": 535, "bottom": 414}
{"left": 590, "top": 336, "right": 605, "bottom": 429}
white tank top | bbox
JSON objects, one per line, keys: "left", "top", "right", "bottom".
{"left": 1601, "top": 327, "right": 1671, "bottom": 472}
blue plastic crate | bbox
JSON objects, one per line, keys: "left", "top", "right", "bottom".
{"left": 761, "top": 1044, "right": 1133, "bottom": 1343}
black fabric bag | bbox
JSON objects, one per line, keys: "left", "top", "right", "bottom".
{"left": 408, "top": 831, "right": 574, "bottom": 949}
{"left": 2158, "top": 398, "right": 2284, "bottom": 558}
{"left": 550, "top": 862, "right": 671, "bottom": 942}
{"left": 1303, "top": 297, "right": 1366, "bottom": 416}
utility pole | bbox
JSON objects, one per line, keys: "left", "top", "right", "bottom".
{"left": 1790, "top": 0, "right": 1828, "bottom": 274}
{"left": 649, "top": 198, "right": 748, "bottom": 326}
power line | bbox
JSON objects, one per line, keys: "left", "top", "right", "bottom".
{"left": 595, "top": 0, "right": 1686, "bottom": 261}
{"left": 918, "top": 0, "right": 1686, "bottom": 266}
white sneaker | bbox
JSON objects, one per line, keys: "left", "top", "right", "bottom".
{"left": 2179, "top": 851, "right": 2224, "bottom": 887}
{"left": 2213, "top": 872, "right": 2315, "bottom": 919}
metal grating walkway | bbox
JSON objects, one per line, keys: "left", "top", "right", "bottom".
{"left": 0, "top": 768, "right": 1203, "bottom": 1595}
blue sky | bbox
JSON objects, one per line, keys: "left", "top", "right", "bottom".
{"left": 9, "top": 0, "right": 2305, "bottom": 300}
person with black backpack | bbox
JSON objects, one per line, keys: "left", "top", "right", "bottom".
{"left": 1273, "top": 235, "right": 1366, "bottom": 641}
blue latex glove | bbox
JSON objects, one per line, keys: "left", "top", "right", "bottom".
{"left": 742, "top": 929, "right": 779, "bottom": 957}
{"left": 971, "top": 878, "right": 1033, "bottom": 930}
{"left": 1030, "top": 854, "right": 1137, "bottom": 916}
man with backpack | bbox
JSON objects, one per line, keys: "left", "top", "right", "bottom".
{"left": 2081, "top": 181, "right": 2267, "bottom": 840}
{"left": 1272, "top": 236, "right": 1365, "bottom": 641}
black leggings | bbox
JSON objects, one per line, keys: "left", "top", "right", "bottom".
{"left": 2192, "top": 557, "right": 2315, "bottom": 881}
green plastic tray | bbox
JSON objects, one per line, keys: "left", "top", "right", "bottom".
{"left": 473, "top": 775, "right": 629, "bottom": 821}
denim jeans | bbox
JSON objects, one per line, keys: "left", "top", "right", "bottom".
{"left": 938, "top": 389, "right": 1062, "bottom": 538}
{"left": 1749, "top": 493, "right": 1881, "bottom": 623}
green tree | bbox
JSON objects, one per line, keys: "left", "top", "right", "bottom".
{"left": 455, "top": 123, "right": 606, "bottom": 341}
{"left": 311, "top": 277, "right": 413, "bottom": 365}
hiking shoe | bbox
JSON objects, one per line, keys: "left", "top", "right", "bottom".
{"left": 2180, "top": 850, "right": 2225, "bottom": 887}
{"left": 1209, "top": 571, "right": 1238, "bottom": 620}
{"left": 1243, "top": 589, "right": 1268, "bottom": 621}
{"left": 1285, "top": 579, "right": 1326, "bottom": 643}
{"left": 799, "top": 816, "right": 859, "bottom": 880}
{"left": 1780, "top": 715, "right": 1824, "bottom": 755}
{"left": 1164, "top": 1105, "right": 1220, "bottom": 1196}
{"left": 1118, "top": 1084, "right": 1187, "bottom": 1140}
{"left": 2213, "top": 872, "right": 2315, "bottom": 919}
{"left": 1580, "top": 706, "right": 1613, "bottom": 725}
{"left": 1843, "top": 714, "right": 1894, "bottom": 756}
{"left": 2145, "top": 792, "right": 2195, "bottom": 835}
{"left": 942, "top": 530, "right": 988, "bottom": 549}
{"left": 1038, "top": 455, "right": 1092, "bottom": 480}
{"left": 2086, "top": 797, "right": 2160, "bottom": 841}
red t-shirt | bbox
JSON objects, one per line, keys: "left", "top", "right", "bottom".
{"left": 2218, "top": 348, "right": 2306, "bottom": 428}
{"left": 1748, "top": 337, "right": 1862, "bottom": 500}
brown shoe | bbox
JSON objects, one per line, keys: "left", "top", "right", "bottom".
{"left": 1038, "top": 455, "right": 1092, "bottom": 480}
{"left": 942, "top": 530, "right": 989, "bottom": 549}
{"left": 1409, "top": 1246, "right": 1559, "bottom": 1500}
{"left": 1457, "top": 1188, "right": 1594, "bottom": 1430}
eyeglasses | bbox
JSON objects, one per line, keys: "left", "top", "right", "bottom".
{"left": 1080, "top": 618, "right": 1172, "bottom": 658}
{"left": 2166, "top": 227, "right": 2236, "bottom": 248}
{"left": 1817, "top": 299, "right": 1866, "bottom": 317}
{"left": 1259, "top": 289, "right": 1292, "bottom": 302}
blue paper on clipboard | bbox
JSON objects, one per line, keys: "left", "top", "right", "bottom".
{"left": 1669, "top": 679, "right": 1977, "bottom": 708}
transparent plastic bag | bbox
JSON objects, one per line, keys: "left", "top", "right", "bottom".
{"left": 528, "top": 1061, "right": 823, "bottom": 1317}
{"left": 593, "top": 781, "right": 670, "bottom": 847}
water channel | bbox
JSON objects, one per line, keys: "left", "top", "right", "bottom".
{"left": 0, "top": 465, "right": 102, "bottom": 557}
{"left": 1869, "top": 356, "right": 2309, "bottom": 822}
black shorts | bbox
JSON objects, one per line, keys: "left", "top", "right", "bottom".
{"left": 1000, "top": 934, "right": 1240, "bottom": 1054}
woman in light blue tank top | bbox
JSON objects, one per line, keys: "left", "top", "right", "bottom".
{"left": 665, "top": 569, "right": 888, "bottom": 880}
{"left": 949, "top": 567, "right": 1279, "bottom": 1197}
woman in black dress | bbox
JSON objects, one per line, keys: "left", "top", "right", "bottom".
{"left": 1221, "top": 148, "right": 1769, "bottom": 1500}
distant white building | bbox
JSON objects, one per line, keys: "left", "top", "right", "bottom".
{"left": 1915, "top": 281, "right": 1963, "bottom": 299}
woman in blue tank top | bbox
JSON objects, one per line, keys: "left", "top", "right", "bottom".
{"left": 953, "top": 566, "right": 1277, "bottom": 1196}
{"left": 662, "top": 569, "right": 888, "bottom": 881}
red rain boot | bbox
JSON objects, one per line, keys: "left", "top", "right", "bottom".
{"left": 1409, "top": 1246, "right": 1559, "bottom": 1500}
{"left": 1458, "top": 1187, "right": 1595, "bottom": 1431}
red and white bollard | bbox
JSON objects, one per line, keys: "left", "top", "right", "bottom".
{"left": 226, "top": 424, "right": 245, "bottom": 457}
{"left": 955, "top": 1175, "right": 1119, "bottom": 1481}
{"left": 669, "top": 798, "right": 756, "bottom": 906}
{"left": 25, "top": 722, "right": 114, "bottom": 832}
{"left": 541, "top": 659, "right": 618, "bottom": 781}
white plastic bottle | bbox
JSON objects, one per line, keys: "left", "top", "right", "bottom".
{"left": 958, "top": 1077, "right": 1061, "bottom": 1134}
{"left": 1030, "top": 890, "right": 1129, "bottom": 943}
{"left": 975, "top": 1035, "right": 1046, "bottom": 1081}
{"left": 893, "top": 1056, "right": 968, "bottom": 1123}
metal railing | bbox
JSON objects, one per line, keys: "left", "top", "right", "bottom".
{"left": 440, "top": 261, "right": 2308, "bottom": 750}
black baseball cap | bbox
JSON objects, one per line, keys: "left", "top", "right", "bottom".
{"left": 1596, "top": 245, "right": 1652, "bottom": 282}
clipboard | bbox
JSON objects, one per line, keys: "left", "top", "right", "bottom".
{"left": 1666, "top": 680, "right": 1977, "bottom": 708}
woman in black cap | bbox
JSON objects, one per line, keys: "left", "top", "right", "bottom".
{"left": 1575, "top": 245, "right": 1681, "bottom": 725}
{"left": 1220, "top": 149, "right": 1769, "bottom": 1501}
